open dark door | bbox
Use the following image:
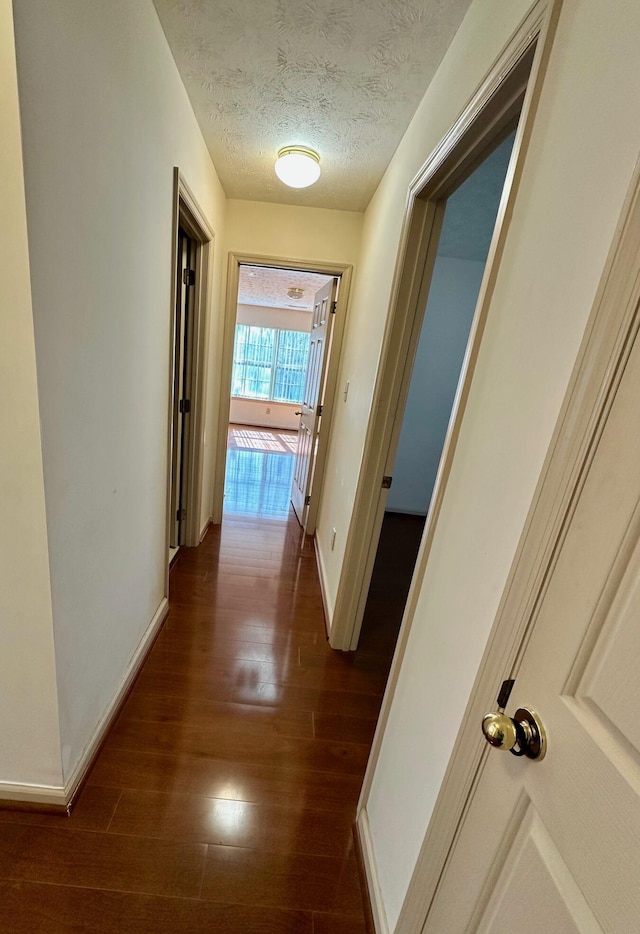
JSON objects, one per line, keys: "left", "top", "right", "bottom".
{"left": 170, "top": 228, "right": 196, "bottom": 547}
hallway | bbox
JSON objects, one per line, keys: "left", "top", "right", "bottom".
{"left": 0, "top": 493, "right": 394, "bottom": 930}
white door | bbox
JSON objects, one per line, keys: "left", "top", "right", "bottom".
{"left": 423, "top": 326, "right": 640, "bottom": 931}
{"left": 291, "top": 277, "right": 338, "bottom": 529}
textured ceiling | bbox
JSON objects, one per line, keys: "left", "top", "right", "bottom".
{"left": 238, "top": 265, "right": 334, "bottom": 310}
{"left": 152, "top": 0, "right": 473, "bottom": 211}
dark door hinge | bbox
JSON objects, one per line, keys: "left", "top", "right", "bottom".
{"left": 179, "top": 398, "right": 191, "bottom": 414}
{"left": 176, "top": 507, "right": 186, "bottom": 521}
{"left": 183, "top": 268, "right": 195, "bottom": 286}
{"left": 381, "top": 475, "right": 393, "bottom": 489}
{"left": 305, "top": 495, "right": 311, "bottom": 506}
{"left": 331, "top": 301, "right": 337, "bottom": 314}
{"left": 317, "top": 404, "right": 323, "bottom": 416}
{"left": 497, "top": 678, "right": 515, "bottom": 711}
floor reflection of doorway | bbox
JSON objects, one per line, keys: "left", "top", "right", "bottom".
{"left": 223, "top": 425, "right": 298, "bottom": 519}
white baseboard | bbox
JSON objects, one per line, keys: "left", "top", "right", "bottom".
{"left": 314, "top": 534, "right": 333, "bottom": 638}
{"left": 358, "top": 807, "right": 390, "bottom": 934}
{"left": 199, "top": 516, "right": 214, "bottom": 542}
{"left": 0, "top": 597, "right": 169, "bottom": 809}
{"left": 0, "top": 781, "right": 68, "bottom": 808}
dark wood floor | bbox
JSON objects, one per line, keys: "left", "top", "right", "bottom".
{"left": 0, "top": 503, "right": 426, "bottom": 933}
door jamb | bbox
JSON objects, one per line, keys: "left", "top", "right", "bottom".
{"left": 212, "top": 253, "right": 353, "bottom": 529}
{"left": 165, "top": 169, "right": 215, "bottom": 592}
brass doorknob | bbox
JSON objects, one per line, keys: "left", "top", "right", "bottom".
{"left": 482, "top": 707, "right": 546, "bottom": 761}
{"left": 482, "top": 712, "right": 517, "bottom": 750}
{"left": 294, "top": 411, "right": 302, "bottom": 415}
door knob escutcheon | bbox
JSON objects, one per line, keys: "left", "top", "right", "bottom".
{"left": 482, "top": 707, "right": 547, "bottom": 761}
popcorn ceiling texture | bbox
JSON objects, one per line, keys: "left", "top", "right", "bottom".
{"left": 238, "top": 265, "right": 334, "bottom": 310}
{"left": 152, "top": 0, "right": 472, "bottom": 210}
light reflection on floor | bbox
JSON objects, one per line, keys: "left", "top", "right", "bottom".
{"left": 228, "top": 427, "right": 298, "bottom": 455}
{"left": 223, "top": 447, "right": 296, "bottom": 519}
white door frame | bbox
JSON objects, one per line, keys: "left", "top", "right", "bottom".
{"left": 329, "top": 0, "right": 561, "bottom": 654}
{"left": 212, "top": 253, "right": 353, "bottom": 529}
{"left": 164, "top": 170, "right": 215, "bottom": 590}
{"left": 330, "top": 0, "right": 561, "bottom": 656}
{"left": 380, "top": 151, "right": 640, "bottom": 934}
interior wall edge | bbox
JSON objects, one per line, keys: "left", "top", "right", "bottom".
{"left": 0, "top": 0, "right": 63, "bottom": 789}
{"left": 356, "top": 807, "right": 391, "bottom": 934}
{"left": 314, "top": 533, "right": 334, "bottom": 635}
{"left": 61, "top": 597, "right": 169, "bottom": 795}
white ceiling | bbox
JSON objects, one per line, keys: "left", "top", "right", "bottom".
{"left": 238, "top": 265, "right": 334, "bottom": 310}
{"left": 152, "top": 0, "right": 473, "bottom": 211}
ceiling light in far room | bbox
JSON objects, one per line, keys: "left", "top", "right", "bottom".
{"left": 275, "top": 146, "right": 321, "bottom": 189}
{"left": 287, "top": 287, "right": 304, "bottom": 300}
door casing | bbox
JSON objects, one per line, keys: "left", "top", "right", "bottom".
{"left": 212, "top": 253, "right": 352, "bottom": 532}
{"left": 329, "top": 2, "right": 560, "bottom": 657}
{"left": 164, "top": 170, "right": 215, "bottom": 592}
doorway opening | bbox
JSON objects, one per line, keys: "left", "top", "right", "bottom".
{"left": 213, "top": 255, "right": 352, "bottom": 533}
{"left": 223, "top": 265, "right": 334, "bottom": 521}
{"left": 165, "top": 170, "right": 215, "bottom": 577}
{"left": 329, "top": 33, "right": 541, "bottom": 653}
{"left": 170, "top": 225, "right": 197, "bottom": 556}
{"left": 358, "top": 129, "right": 517, "bottom": 656}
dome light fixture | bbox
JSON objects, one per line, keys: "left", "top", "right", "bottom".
{"left": 287, "top": 287, "right": 304, "bottom": 300}
{"left": 275, "top": 146, "right": 321, "bottom": 189}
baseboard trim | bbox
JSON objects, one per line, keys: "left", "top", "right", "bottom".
{"left": 314, "top": 534, "right": 333, "bottom": 639}
{"left": 200, "top": 517, "right": 214, "bottom": 542}
{"left": 0, "top": 597, "right": 169, "bottom": 810}
{"left": 353, "top": 820, "right": 376, "bottom": 933}
{"left": 64, "top": 596, "right": 169, "bottom": 807}
{"left": 0, "top": 784, "right": 68, "bottom": 809}
{"left": 357, "top": 807, "right": 390, "bottom": 934}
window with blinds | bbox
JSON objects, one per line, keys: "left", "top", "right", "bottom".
{"left": 231, "top": 324, "right": 310, "bottom": 404}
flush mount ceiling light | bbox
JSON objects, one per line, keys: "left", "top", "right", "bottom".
{"left": 287, "top": 287, "right": 304, "bottom": 300}
{"left": 275, "top": 146, "right": 321, "bottom": 189}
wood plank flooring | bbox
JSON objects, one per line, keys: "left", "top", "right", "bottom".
{"left": 0, "top": 506, "right": 410, "bottom": 933}
{"left": 0, "top": 414, "right": 424, "bottom": 934}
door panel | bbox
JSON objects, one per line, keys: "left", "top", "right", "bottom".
{"left": 424, "top": 327, "right": 640, "bottom": 932}
{"left": 576, "top": 533, "right": 640, "bottom": 755}
{"left": 291, "top": 277, "right": 337, "bottom": 528}
{"left": 477, "top": 804, "right": 603, "bottom": 934}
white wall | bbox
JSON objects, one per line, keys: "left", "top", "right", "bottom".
{"left": 348, "top": 0, "right": 640, "bottom": 929}
{"left": 225, "top": 200, "right": 363, "bottom": 265}
{"left": 229, "top": 399, "right": 301, "bottom": 431}
{"left": 236, "top": 303, "right": 312, "bottom": 333}
{"left": 222, "top": 200, "right": 363, "bottom": 443}
{"left": 0, "top": 0, "right": 62, "bottom": 791}
{"left": 13, "top": 0, "right": 227, "bottom": 781}
{"left": 386, "top": 256, "right": 485, "bottom": 514}
{"left": 229, "top": 303, "right": 311, "bottom": 429}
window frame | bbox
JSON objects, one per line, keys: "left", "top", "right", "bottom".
{"left": 231, "top": 323, "right": 310, "bottom": 404}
